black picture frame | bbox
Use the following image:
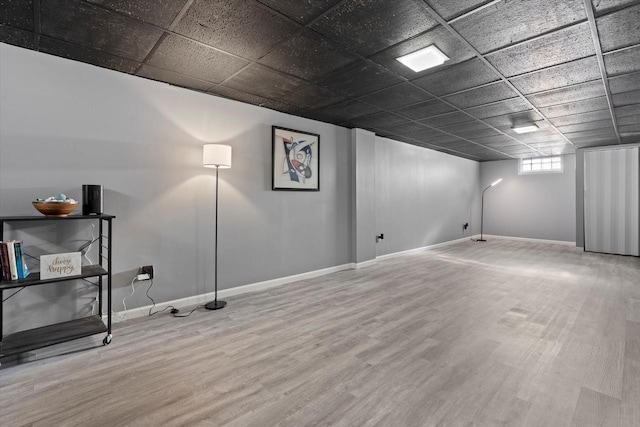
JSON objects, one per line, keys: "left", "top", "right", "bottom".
{"left": 272, "top": 126, "right": 320, "bottom": 191}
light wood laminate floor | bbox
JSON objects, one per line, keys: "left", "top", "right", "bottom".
{"left": 1, "top": 239, "right": 639, "bottom": 426}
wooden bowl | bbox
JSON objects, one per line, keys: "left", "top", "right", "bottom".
{"left": 32, "top": 201, "right": 78, "bottom": 217}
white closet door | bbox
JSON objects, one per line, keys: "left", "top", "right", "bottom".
{"left": 584, "top": 147, "right": 639, "bottom": 256}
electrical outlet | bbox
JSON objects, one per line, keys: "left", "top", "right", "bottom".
{"left": 140, "top": 265, "right": 154, "bottom": 280}
{"left": 463, "top": 223, "right": 469, "bottom": 230}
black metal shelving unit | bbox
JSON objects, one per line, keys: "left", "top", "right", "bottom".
{"left": 0, "top": 214, "right": 115, "bottom": 358}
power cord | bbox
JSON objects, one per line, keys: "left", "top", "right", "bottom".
{"left": 145, "top": 279, "right": 201, "bottom": 318}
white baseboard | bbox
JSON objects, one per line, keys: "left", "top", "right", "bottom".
{"left": 112, "top": 263, "right": 354, "bottom": 322}
{"left": 473, "top": 234, "right": 576, "bottom": 246}
{"left": 113, "top": 233, "right": 576, "bottom": 322}
{"left": 375, "top": 235, "right": 473, "bottom": 261}
{"left": 352, "top": 259, "right": 377, "bottom": 269}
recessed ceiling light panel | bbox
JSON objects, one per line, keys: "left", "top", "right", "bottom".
{"left": 396, "top": 45, "right": 450, "bottom": 72}
{"left": 512, "top": 124, "right": 539, "bottom": 134}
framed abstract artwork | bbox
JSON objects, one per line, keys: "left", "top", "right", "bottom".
{"left": 272, "top": 126, "right": 320, "bottom": 191}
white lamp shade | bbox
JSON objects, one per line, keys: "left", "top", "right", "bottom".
{"left": 203, "top": 144, "right": 232, "bottom": 169}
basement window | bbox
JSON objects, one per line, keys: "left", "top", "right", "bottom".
{"left": 520, "top": 156, "right": 563, "bottom": 174}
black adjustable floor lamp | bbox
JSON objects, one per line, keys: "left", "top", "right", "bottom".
{"left": 203, "top": 144, "right": 232, "bottom": 310}
{"left": 475, "top": 178, "right": 502, "bottom": 242}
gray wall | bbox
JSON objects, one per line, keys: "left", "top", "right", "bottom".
{"left": 351, "top": 128, "right": 377, "bottom": 263}
{"left": 374, "top": 136, "right": 480, "bottom": 256}
{"left": 0, "top": 44, "right": 352, "bottom": 332}
{"left": 0, "top": 44, "right": 483, "bottom": 334}
{"left": 479, "top": 155, "right": 576, "bottom": 242}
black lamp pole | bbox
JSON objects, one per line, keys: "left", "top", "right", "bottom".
{"left": 205, "top": 165, "right": 227, "bottom": 310}
{"left": 475, "top": 178, "right": 502, "bottom": 242}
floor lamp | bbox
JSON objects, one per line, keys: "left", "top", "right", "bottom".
{"left": 203, "top": 144, "right": 232, "bottom": 310}
{"left": 475, "top": 178, "right": 502, "bottom": 242}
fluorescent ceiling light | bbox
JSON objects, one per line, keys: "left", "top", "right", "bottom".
{"left": 512, "top": 124, "right": 539, "bottom": 134}
{"left": 396, "top": 45, "right": 449, "bottom": 72}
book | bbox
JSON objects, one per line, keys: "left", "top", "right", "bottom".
{"left": 14, "top": 241, "right": 30, "bottom": 279}
{"left": 0, "top": 242, "right": 10, "bottom": 281}
{"left": 6, "top": 240, "right": 18, "bottom": 280}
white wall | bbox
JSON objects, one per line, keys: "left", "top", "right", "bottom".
{"left": 0, "top": 44, "right": 352, "bottom": 332}
{"left": 479, "top": 155, "right": 576, "bottom": 243}
{"left": 374, "top": 136, "right": 480, "bottom": 256}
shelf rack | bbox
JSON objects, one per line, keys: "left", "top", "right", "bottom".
{"left": 0, "top": 214, "right": 115, "bottom": 357}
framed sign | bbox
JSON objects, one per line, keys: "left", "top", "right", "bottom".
{"left": 272, "top": 126, "right": 320, "bottom": 191}
{"left": 40, "top": 252, "right": 81, "bottom": 280}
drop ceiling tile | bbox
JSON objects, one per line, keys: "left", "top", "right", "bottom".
{"left": 540, "top": 96, "right": 610, "bottom": 118}
{"left": 557, "top": 119, "right": 615, "bottom": 133}
{"left": 86, "top": 0, "right": 188, "bottom": 27}
{"left": 603, "top": 45, "right": 640, "bottom": 76}
{"left": 208, "top": 85, "right": 295, "bottom": 111}
{"left": 549, "top": 109, "right": 613, "bottom": 126}
{"left": 427, "top": 134, "right": 471, "bottom": 145}
{"left": 565, "top": 127, "right": 617, "bottom": 140}
{"left": 0, "top": 25, "right": 34, "bottom": 49}
{"left": 482, "top": 140, "right": 525, "bottom": 149}
{"left": 147, "top": 34, "right": 249, "bottom": 84}
{"left": 41, "top": 0, "right": 163, "bottom": 61}
{"left": 1, "top": 0, "right": 33, "bottom": 31}
{"left": 258, "top": 29, "right": 357, "bottom": 80}
{"left": 223, "top": 63, "right": 307, "bottom": 100}
{"left": 289, "top": 84, "right": 344, "bottom": 110}
{"left": 592, "top": 0, "right": 639, "bottom": 14}
{"left": 608, "top": 71, "right": 640, "bottom": 93}
{"left": 411, "top": 58, "right": 500, "bottom": 96}
{"left": 256, "top": 0, "right": 342, "bottom": 24}
{"left": 369, "top": 25, "right": 476, "bottom": 79}
{"left": 615, "top": 103, "right": 640, "bottom": 117}
{"left": 596, "top": 3, "right": 640, "bottom": 52}
{"left": 454, "top": 128, "right": 503, "bottom": 139}
{"left": 618, "top": 114, "right": 640, "bottom": 126}
{"left": 352, "top": 112, "right": 407, "bottom": 128}
{"left": 174, "top": 0, "right": 299, "bottom": 60}
{"left": 487, "top": 22, "right": 595, "bottom": 77}
{"left": 572, "top": 135, "right": 619, "bottom": 145}
{"left": 396, "top": 99, "right": 457, "bottom": 120}
{"left": 482, "top": 110, "right": 542, "bottom": 127}
{"left": 424, "top": 0, "right": 494, "bottom": 21}
{"left": 445, "top": 82, "right": 519, "bottom": 109}
{"left": 418, "top": 111, "right": 476, "bottom": 128}
{"left": 313, "top": 100, "right": 382, "bottom": 122}
{"left": 526, "top": 81, "right": 606, "bottom": 108}
{"left": 452, "top": 0, "right": 586, "bottom": 54}
{"left": 403, "top": 127, "right": 451, "bottom": 140}
{"left": 39, "top": 35, "right": 141, "bottom": 73}
{"left": 377, "top": 122, "right": 431, "bottom": 136}
{"left": 315, "top": 60, "right": 403, "bottom": 98}
{"left": 137, "top": 64, "right": 213, "bottom": 90}
{"left": 613, "top": 90, "right": 640, "bottom": 107}
{"left": 467, "top": 98, "right": 532, "bottom": 119}
{"left": 438, "top": 120, "right": 494, "bottom": 135}
{"left": 510, "top": 56, "right": 601, "bottom": 94}
{"left": 621, "top": 134, "right": 640, "bottom": 143}
{"left": 498, "top": 145, "right": 538, "bottom": 153}
{"left": 620, "top": 124, "right": 640, "bottom": 134}
{"left": 359, "top": 83, "right": 434, "bottom": 110}
{"left": 310, "top": 0, "right": 437, "bottom": 56}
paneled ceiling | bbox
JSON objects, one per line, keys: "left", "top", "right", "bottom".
{"left": 1, "top": 0, "right": 639, "bottom": 161}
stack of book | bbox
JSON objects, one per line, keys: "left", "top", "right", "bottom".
{"left": 0, "top": 240, "right": 31, "bottom": 281}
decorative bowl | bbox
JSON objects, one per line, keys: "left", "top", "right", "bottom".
{"left": 32, "top": 201, "right": 79, "bottom": 217}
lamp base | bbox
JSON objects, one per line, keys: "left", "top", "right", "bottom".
{"left": 205, "top": 300, "right": 227, "bottom": 310}
{"left": 473, "top": 239, "right": 487, "bottom": 242}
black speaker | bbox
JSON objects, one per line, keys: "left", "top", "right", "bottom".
{"left": 82, "top": 185, "right": 103, "bottom": 215}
